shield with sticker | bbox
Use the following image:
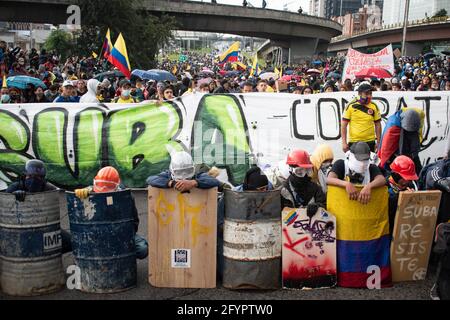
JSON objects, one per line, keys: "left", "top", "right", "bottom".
{"left": 282, "top": 206, "right": 337, "bottom": 289}
{"left": 66, "top": 189, "right": 137, "bottom": 293}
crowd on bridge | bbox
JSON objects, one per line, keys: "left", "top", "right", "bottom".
{"left": 1, "top": 39, "right": 450, "bottom": 105}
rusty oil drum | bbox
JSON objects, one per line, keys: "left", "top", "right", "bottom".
{"left": 67, "top": 189, "right": 137, "bottom": 293}
{"left": 0, "top": 191, "right": 65, "bottom": 296}
{"left": 222, "top": 189, "right": 282, "bottom": 289}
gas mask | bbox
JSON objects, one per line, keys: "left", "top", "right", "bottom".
{"left": 290, "top": 166, "right": 313, "bottom": 178}
{"left": 24, "top": 175, "right": 46, "bottom": 193}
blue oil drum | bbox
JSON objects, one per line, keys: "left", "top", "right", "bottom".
{"left": 0, "top": 190, "right": 65, "bottom": 296}
{"left": 66, "top": 189, "right": 137, "bottom": 293}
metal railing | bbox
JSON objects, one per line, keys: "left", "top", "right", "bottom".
{"left": 331, "top": 15, "right": 450, "bottom": 42}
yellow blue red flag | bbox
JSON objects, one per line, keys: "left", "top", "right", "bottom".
{"left": 110, "top": 33, "right": 132, "bottom": 79}
{"left": 102, "top": 28, "right": 113, "bottom": 60}
{"left": 219, "top": 42, "right": 240, "bottom": 64}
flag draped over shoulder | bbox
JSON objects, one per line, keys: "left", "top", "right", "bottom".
{"left": 109, "top": 33, "right": 132, "bottom": 79}
{"left": 219, "top": 42, "right": 240, "bottom": 64}
{"left": 102, "top": 28, "right": 113, "bottom": 60}
{"left": 327, "top": 185, "right": 392, "bottom": 288}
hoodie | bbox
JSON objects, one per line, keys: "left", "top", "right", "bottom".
{"left": 310, "top": 144, "right": 334, "bottom": 189}
{"left": 79, "top": 79, "right": 100, "bottom": 103}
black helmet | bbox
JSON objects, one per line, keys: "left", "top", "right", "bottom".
{"left": 358, "top": 83, "right": 373, "bottom": 93}
{"left": 25, "top": 159, "right": 46, "bottom": 177}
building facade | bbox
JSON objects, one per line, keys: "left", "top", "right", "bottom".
{"left": 382, "top": 0, "right": 450, "bottom": 26}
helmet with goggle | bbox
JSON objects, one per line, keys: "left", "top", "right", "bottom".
{"left": 93, "top": 166, "right": 120, "bottom": 193}
{"left": 169, "top": 151, "right": 195, "bottom": 181}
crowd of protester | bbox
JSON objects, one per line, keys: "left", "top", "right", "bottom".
{"left": 1, "top": 40, "right": 450, "bottom": 105}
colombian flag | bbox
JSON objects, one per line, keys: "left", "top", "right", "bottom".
{"left": 219, "top": 42, "right": 240, "bottom": 64}
{"left": 110, "top": 33, "right": 132, "bottom": 79}
{"left": 327, "top": 185, "right": 392, "bottom": 288}
{"left": 102, "top": 28, "right": 113, "bottom": 60}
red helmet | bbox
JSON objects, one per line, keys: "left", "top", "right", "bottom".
{"left": 390, "top": 156, "right": 418, "bottom": 181}
{"left": 286, "top": 150, "right": 313, "bottom": 168}
{"left": 93, "top": 166, "right": 120, "bottom": 193}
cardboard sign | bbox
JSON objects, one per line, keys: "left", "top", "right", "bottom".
{"left": 282, "top": 207, "right": 337, "bottom": 289}
{"left": 148, "top": 187, "right": 217, "bottom": 288}
{"left": 390, "top": 190, "right": 442, "bottom": 282}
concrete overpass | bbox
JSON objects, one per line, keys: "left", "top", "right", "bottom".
{"left": 0, "top": 0, "right": 342, "bottom": 63}
{"left": 328, "top": 18, "right": 450, "bottom": 56}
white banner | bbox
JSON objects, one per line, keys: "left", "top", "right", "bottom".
{"left": 0, "top": 91, "right": 448, "bottom": 189}
{"left": 342, "top": 45, "right": 395, "bottom": 80}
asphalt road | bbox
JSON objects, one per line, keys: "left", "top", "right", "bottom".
{"left": 0, "top": 190, "right": 439, "bottom": 300}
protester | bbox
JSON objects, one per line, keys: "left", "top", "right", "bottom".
{"left": 310, "top": 144, "right": 334, "bottom": 194}
{"left": 74, "top": 166, "right": 148, "bottom": 260}
{"left": 113, "top": 79, "right": 136, "bottom": 103}
{"left": 54, "top": 80, "right": 80, "bottom": 103}
{"left": 327, "top": 142, "right": 386, "bottom": 205}
{"left": 79, "top": 79, "right": 100, "bottom": 103}
{"left": 341, "top": 83, "right": 382, "bottom": 153}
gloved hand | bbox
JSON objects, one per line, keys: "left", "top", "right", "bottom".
{"left": 306, "top": 203, "right": 319, "bottom": 218}
{"left": 75, "top": 188, "right": 90, "bottom": 200}
{"left": 436, "top": 178, "right": 450, "bottom": 193}
{"left": 13, "top": 190, "right": 26, "bottom": 202}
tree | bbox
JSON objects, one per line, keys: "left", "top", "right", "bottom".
{"left": 74, "top": 0, "right": 177, "bottom": 70}
{"left": 44, "top": 29, "right": 73, "bottom": 61}
{"left": 432, "top": 9, "right": 448, "bottom": 18}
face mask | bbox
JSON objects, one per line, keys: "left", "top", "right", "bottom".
{"left": 347, "top": 171, "right": 365, "bottom": 184}
{"left": 347, "top": 153, "right": 369, "bottom": 174}
{"left": 358, "top": 95, "right": 371, "bottom": 105}
{"left": 24, "top": 177, "right": 45, "bottom": 193}
{"left": 1, "top": 94, "right": 10, "bottom": 103}
{"left": 320, "top": 161, "right": 333, "bottom": 174}
{"left": 122, "top": 90, "right": 130, "bottom": 97}
{"left": 171, "top": 166, "right": 195, "bottom": 181}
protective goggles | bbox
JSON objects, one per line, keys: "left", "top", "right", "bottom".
{"left": 171, "top": 166, "right": 195, "bottom": 181}
{"left": 93, "top": 180, "right": 119, "bottom": 192}
{"left": 290, "top": 166, "right": 313, "bottom": 177}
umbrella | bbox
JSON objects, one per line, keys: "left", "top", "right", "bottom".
{"left": 260, "top": 72, "right": 279, "bottom": 80}
{"left": 224, "top": 71, "right": 240, "bottom": 78}
{"left": 442, "top": 50, "right": 450, "bottom": 56}
{"left": 423, "top": 52, "right": 436, "bottom": 60}
{"left": 284, "top": 70, "right": 294, "bottom": 75}
{"left": 6, "top": 76, "right": 46, "bottom": 90}
{"left": 355, "top": 67, "right": 392, "bottom": 79}
{"left": 202, "top": 67, "right": 214, "bottom": 73}
{"left": 306, "top": 68, "right": 321, "bottom": 74}
{"left": 94, "top": 70, "right": 124, "bottom": 82}
{"left": 312, "top": 60, "right": 323, "bottom": 65}
{"left": 198, "top": 71, "right": 215, "bottom": 78}
{"left": 327, "top": 72, "right": 342, "bottom": 79}
{"left": 197, "top": 77, "right": 213, "bottom": 87}
{"left": 131, "top": 69, "right": 155, "bottom": 80}
{"left": 147, "top": 69, "right": 177, "bottom": 82}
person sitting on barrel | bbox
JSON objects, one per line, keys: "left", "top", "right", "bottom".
{"left": 74, "top": 166, "right": 148, "bottom": 260}
{"left": 385, "top": 155, "right": 419, "bottom": 234}
{"left": 327, "top": 142, "right": 386, "bottom": 205}
{"left": 4, "top": 159, "right": 72, "bottom": 254}
{"left": 280, "top": 149, "right": 326, "bottom": 217}
{"left": 146, "top": 151, "right": 222, "bottom": 192}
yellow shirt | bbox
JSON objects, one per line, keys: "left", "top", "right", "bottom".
{"left": 115, "top": 97, "right": 135, "bottom": 104}
{"left": 266, "top": 86, "right": 275, "bottom": 93}
{"left": 343, "top": 99, "right": 381, "bottom": 143}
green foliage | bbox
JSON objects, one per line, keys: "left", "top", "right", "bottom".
{"left": 74, "top": 0, "right": 177, "bottom": 69}
{"left": 43, "top": 29, "right": 73, "bottom": 61}
{"left": 432, "top": 9, "right": 448, "bottom": 18}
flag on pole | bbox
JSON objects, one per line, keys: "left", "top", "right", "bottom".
{"left": 250, "top": 53, "right": 261, "bottom": 77}
{"left": 109, "top": 33, "right": 132, "bottom": 79}
{"left": 219, "top": 42, "right": 240, "bottom": 64}
{"left": 102, "top": 28, "right": 113, "bottom": 60}
{"left": 92, "top": 52, "right": 98, "bottom": 59}
{"left": 172, "top": 65, "right": 178, "bottom": 75}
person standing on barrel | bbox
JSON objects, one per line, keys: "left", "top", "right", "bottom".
{"left": 4, "top": 159, "right": 72, "bottom": 254}
{"left": 74, "top": 166, "right": 149, "bottom": 260}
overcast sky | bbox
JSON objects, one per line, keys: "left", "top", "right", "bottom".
{"left": 191, "top": 0, "right": 310, "bottom": 13}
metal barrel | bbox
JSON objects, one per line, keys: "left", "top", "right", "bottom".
{"left": 67, "top": 189, "right": 137, "bottom": 293}
{"left": 222, "top": 189, "right": 282, "bottom": 289}
{"left": 0, "top": 190, "right": 65, "bottom": 296}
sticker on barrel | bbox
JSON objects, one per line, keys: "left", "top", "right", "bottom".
{"left": 282, "top": 207, "right": 337, "bottom": 289}
{"left": 171, "top": 249, "right": 191, "bottom": 268}
{"left": 43, "top": 230, "right": 62, "bottom": 252}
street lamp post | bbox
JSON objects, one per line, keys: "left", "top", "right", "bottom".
{"left": 401, "top": 0, "right": 410, "bottom": 56}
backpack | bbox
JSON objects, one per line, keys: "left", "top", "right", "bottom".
{"left": 431, "top": 223, "right": 450, "bottom": 300}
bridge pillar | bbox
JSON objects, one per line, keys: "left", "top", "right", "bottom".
{"left": 404, "top": 42, "right": 423, "bottom": 56}
{"left": 289, "top": 38, "right": 321, "bottom": 63}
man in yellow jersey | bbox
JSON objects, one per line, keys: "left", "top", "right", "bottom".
{"left": 341, "top": 82, "right": 381, "bottom": 153}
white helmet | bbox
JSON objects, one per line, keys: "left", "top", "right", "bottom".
{"left": 169, "top": 151, "right": 195, "bottom": 180}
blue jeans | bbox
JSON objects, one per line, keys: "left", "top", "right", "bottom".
{"left": 135, "top": 234, "right": 148, "bottom": 260}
